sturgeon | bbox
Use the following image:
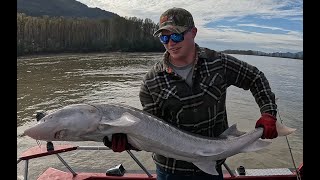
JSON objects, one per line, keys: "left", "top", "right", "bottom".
{"left": 24, "top": 103, "right": 296, "bottom": 175}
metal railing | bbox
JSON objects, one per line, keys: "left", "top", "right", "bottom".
{"left": 17, "top": 143, "right": 153, "bottom": 180}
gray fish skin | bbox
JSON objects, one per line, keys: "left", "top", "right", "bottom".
{"left": 24, "top": 103, "right": 296, "bottom": 175}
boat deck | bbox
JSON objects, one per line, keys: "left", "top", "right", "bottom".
{"left": 37, "top": 167, "right": 299, "bottom": 180}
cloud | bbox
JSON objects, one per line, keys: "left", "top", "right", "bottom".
{"left": 237, "top": 24, "right": 292, "bottom": 32}
{"left": 77, "top": 0, "right": 303, "bottom": 53}
{"left": 195, "top": 26, "right": 302, "bottom": 53}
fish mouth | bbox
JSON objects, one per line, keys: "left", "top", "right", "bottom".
{"left": 24, "top": 128, "right": 34, "bottom": 139}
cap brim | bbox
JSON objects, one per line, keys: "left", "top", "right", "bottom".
{"left": 153, "top": 25, "right": 189, "bottom": 37}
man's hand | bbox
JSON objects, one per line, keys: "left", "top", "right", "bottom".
{"left": 103, "top": 133, "right": 140, "bottom": 152}
{"left": 255, "top": 113, "right": 278, "bottom": 139}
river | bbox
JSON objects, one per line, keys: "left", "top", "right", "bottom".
{"left": 17, "top": 52, "right": 303, "bottom": 179}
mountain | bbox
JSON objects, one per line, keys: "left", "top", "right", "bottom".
{"left": 221, "top": 49, "right": 303, "bottom": 60}
{"left": 17, "top": 0, "right": 119, "bottom": 19}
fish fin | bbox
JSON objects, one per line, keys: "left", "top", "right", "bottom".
{"left": 219, "top": 124, "right": 246, "bottom": 138}
{"left": 240, "top": 139, "right": 271, "bottom": 152}
{"left": 101, "top": 112, "right": 140, "bottom": 127}
{"left": 276, "top": 121, "right": 296, "bottom": 136}
{"left": 193, "top": 161, "right": 219, "bottom": 175}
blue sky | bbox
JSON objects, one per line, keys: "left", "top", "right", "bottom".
{"left": 77, "top": 0, "right": 303, "bottom": 53}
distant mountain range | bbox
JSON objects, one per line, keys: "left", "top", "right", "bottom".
{"left": 17, "top": 0, "right": 303, "bottom": 59}
{"left": 221, "top": 50, "right": 303, "bottom": 60}
{"left": 17, "top": 0, "right": 119, "bottom": 19}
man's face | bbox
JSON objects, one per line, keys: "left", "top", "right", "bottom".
{"left": 161, "top": 27, "right": 197, "bottom": 59}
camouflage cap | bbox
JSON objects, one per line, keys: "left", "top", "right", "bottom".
{"left": 153, "top": 7, "right": 195, "bottom": 37}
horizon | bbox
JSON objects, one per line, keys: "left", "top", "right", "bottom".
{"left": 77, "top": 0, "right": 303, "bottom": 53}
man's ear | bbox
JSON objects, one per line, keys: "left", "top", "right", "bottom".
{"left": 191, "top": 27, "right": 197, "bottom": 38}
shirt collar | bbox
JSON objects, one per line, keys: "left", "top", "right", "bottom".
{"left": 161, "top": 43, "right": 202, "bottom": 74}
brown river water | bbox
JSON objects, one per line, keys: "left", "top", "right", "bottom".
{"left": 17, "top": 52, "right": 303, "bottom": 179}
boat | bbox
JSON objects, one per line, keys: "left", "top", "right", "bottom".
{"left": 17, "top": 142, "right": 303, "bottom": 180}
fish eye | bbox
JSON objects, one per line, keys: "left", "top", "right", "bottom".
{"left": 54, "top": 129, "right": 66, "bottom": 139}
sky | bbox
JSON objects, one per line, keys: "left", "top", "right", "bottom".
{"left": 77, "top": 0, "right": 303, "bottom": 53}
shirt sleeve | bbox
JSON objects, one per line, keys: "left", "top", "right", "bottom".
{"left": 221, "top": 53, "right": 277, "bottom": 116}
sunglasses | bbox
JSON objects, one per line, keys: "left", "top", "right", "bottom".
{"left": 159, "top": 28, "right": 192, "bottom": 44}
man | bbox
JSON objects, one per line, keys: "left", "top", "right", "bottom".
{"left": 104, "top": 7, "right": 278, "bottom": 180}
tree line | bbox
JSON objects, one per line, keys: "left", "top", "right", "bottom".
{"left": 17, "top": 13, "right": 165, "bottom": 56}
{"left": 222, "top": 49, "right": 303, "bottom": 60}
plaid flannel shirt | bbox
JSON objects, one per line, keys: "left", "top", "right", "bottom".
{"left": 139, "top": 44, "right": 277, "bottom": 174}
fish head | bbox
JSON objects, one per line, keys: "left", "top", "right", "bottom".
{"left": 24, "top": 104, "right": 101, "bottom": 141}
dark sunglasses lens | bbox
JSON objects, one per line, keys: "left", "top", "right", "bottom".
{"left": 159, "top": 33, "right": 184, "bottom": 44}
{"left": 160, "top": 35, "right": 169, "bottom": 44}
{"left": 170, "top": 33, "right": 184, "bottom": 43}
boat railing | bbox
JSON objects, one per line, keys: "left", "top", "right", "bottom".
{"left": 17, "top": 142, "right": 154, "bottom": 180}
{"left": 17, "top": 142, "right": 303, "bottom": 180}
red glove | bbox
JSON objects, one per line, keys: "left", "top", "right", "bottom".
{"left": 255, "top": 113, "right": 278, "bottom": 139}
{"left": 103, "top": 133, "right": 139, "bottom": 152}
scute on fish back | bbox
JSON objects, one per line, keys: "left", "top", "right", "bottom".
{"left": 24, "top": 103, "right": 296, "bottom": 175}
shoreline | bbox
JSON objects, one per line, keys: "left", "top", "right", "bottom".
{"left": 17, "top": 51, "right": 164, "bottom": 59}
{"left": 17, "top": 51, "right": 302, "bottom": 60}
